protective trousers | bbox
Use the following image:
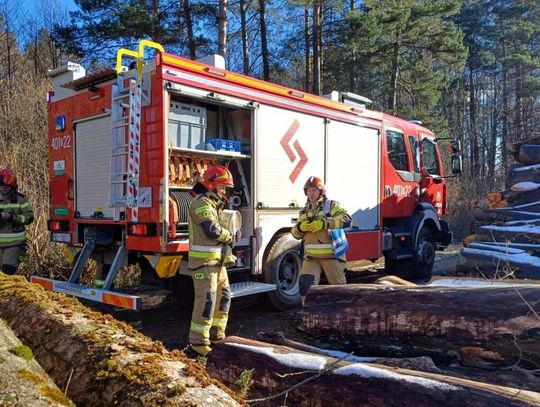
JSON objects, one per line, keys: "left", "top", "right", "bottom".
{"left": 0, "top": 245, "right": 25, "bottom": 275}
{"left": 189, "top": 265, "right": 231, "bottom": 346}
{"left": 299, "top": 258, "right": 346, "bottom": 304}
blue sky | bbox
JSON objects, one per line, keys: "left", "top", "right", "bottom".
{"left": 23, "top": 0, "right": 78, "bottom": 19}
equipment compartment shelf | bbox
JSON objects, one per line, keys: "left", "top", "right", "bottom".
{"left": 171, "top": 147, "right": 250, "bottom": 159}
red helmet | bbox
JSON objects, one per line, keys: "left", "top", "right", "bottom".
{"left": 0, "top": 168, "right": 17, "bottom": 188}
{"left": 303, "top": 176, "right": 325, "bottom": 195}
{"left": 203, "top": 165, "right": 234, "bottom": 191}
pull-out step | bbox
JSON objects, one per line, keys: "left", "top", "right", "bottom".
{"left": 230, "top": 281, "right": 276, "bottom": 298}
{"left": 30, "top": 277, "right": 142, "bottom": 311}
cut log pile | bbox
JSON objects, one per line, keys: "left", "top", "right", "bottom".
{"left": 0, "top": 273, "right": 244, "bottom": 407}
{"left": 206, "top": 336, "right": 540, "bottom": 407}
{"left": 462, "top": 136, "right": 540, "bottom": 278}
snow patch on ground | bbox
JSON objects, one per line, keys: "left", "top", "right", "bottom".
{"left": 513, "top": 163, "right": 540, "bottom": 172}
{"left": 334, "top": 363, "right": 459, "bottom": 391}
{"left": 228, "top": 343, "right": 327, "bottom": 371}
{"left": 510, "top": 182, "right": 540, "bottom": 192}
{"left": 427, "top": 278, "right": 523, "bottom": 287}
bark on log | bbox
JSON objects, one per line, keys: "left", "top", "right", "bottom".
{"left": 255, "top": 331, "right": 441, "bottom": 373}
{"left": 506, "top": 188, "right": 540, "bottom": 206}
{"left": 518, "top": 145, "right": 540, "bottom": 165}
{"left": 508, "top": 164, "right": 540, "bottom": 187}
{"left": 0, "top": 274, "right": 244, "bottom": 407}
{"left": 206, "top": 336, "right": 540, "bottom": 407}
{"left": 0, "top": 318, "right": 75, "bottom": 406}
{"left": 297, "top": 284, "right": 540, "bottom": 369}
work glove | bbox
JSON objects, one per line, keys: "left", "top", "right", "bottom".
{"left": 305, "top": 219, "right": 324, "bottom": 233}
{"left": 218, "top": 228, "right": 233, "bottom": 244}
{"left": 299, "top": 221, "right": 312, "bottom": 232}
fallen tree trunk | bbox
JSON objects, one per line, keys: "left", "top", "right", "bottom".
{"left": 0, "top": 318, "right": 75, "bottom": 406}
{"left": 508, "top": 164, "right": 540, "bottom": 188}
{"left": 297, "top": 283, "right": 540, "bottom": 369}
{"left": 518, "top": 145, "right": 540, "bottom": 165}
{"left": 255, "top": 331, "right": 441, "bottom": 373}
{"left": 206, "top": 336, "right": 540, "bottom": 407}
{"left": 0, "top": 274, "right": 244, "bottom": 407}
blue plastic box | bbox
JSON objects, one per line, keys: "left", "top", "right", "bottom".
{"left": 209, "top": 138, "right": 241, "bottom": 152}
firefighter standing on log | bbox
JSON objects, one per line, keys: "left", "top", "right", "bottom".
{"left": 291, "top": 176, "right": 351, "bottom": 305}
{"left": 0, "top": 168, "right": 33, "bottom": 275}
{"left": 187, "top": 165, "right": 236, "bottom": 357}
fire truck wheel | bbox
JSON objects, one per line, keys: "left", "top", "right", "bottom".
{"left": 263, "top": 233, "right": 302, "bottom": 310}
{"left": 384, "top": 227, "right": 435, "bottom": 281}
{"left": 412, "top": 227, "right": 435, "bottom": 280}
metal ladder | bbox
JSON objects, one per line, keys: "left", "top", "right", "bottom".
{"left": 109, "top": 77, "right": 142, "bottom": 221}
{"left": 109, "top": 40, "right": 164, "bottom": 222}
{"left": 109, "top": 76, "right": 131, "bottom": 213}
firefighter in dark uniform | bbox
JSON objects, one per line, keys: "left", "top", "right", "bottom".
{"left": 291, "top": 176, "right": 351, "bottom": 305}
{"left": 188, "top": 165, "right": 235, "bottom": 357}
{"left": 0, "top": 168, "right": 34, "bottom": 275}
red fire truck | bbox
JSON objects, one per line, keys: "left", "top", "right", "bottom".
{"left": 32, "top": 40, "right": 461, "bottom": 310}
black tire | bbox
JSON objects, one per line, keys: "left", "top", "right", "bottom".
{"left": 384, "top": 227, "right": 435, "bottom": 281}
{"left": 263, "top": 233, "right": 302, "bottom": 310}
{"left": 412, "top": 228, "right": 435, "bottom": 280}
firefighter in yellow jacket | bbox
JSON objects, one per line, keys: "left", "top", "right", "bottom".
{"left": 291, "top": 176, "right": 351, "bottom": 305}
{"left": 0, "top": 168, "right": 34, "bottom": 275}
{"left": 188, "top": 165, "right": 235, "bottom": 357}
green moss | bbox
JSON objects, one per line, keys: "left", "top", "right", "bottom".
{"left": 10, "top": 345, "right": 33, "bottom": 361}
{"left": 17, "top": 369, "right": 75, "bottom": 406}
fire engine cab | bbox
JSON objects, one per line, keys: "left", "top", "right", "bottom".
{"left": 33, "top": 40, "right": 461, "bottom": 310}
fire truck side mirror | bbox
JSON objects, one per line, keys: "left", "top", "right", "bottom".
{"left": 450, "top": 139, "right": 461, "bottom": 154}
{"left": 451, "top": 154, "right": 463, "bottom": 174}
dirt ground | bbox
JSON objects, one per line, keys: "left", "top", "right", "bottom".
{"left": 107, "top": 244, "right": 467, "bottom": 352}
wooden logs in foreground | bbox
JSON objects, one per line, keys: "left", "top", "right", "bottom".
{"left": 206, "top": 336, "right": 540, "bottom": 407}
{"left": 0, "top": 319, "right": 74, "bottom": 406}
{"left": 0, "top": 274, "right": 244, "bottom": 407}
{"left": 297, "top": 283, "right": 540, "bottom": 369}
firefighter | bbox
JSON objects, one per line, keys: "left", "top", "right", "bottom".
{"left": 187, "top": 165, "right": 236, "bottom": 357}
{"left": 0, "top": 168, "right": 33, "bottom": 275}
{"left": 291, "top": 176, "right": 351, "bottom": 305}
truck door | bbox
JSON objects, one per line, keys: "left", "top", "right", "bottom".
{"left": 420, "top": 135, "right": 445, "bottom": 217}
{"left": 326, "top": 122, "right": 381, "bottom": 260}
{"left": 381, "top": 127, "right": 418, "bottom": 218}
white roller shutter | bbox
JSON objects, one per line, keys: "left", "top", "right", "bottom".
{"left": 75, "top": 114, "right": 113, "bottom": 218}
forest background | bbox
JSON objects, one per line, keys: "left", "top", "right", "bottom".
{"left": 0, "top": 0, "right": 538, "bottom": 274}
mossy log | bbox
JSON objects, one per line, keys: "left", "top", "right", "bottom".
{"left": 206, "top": 336, "right": 540, "bottom": 407}
{"left": 0, "top": 318, "right": 75, "bottom": 406}
{"left": 0, "top": 273, "right": 244, "bottom": 407}
{"left": 297, "top": 283, "right": 540, "bottom": 369}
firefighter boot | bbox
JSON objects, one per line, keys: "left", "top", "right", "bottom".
{"left": 189, "top": 345, "right": 212, "bottom": 357}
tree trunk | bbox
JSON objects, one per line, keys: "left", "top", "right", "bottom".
{"left": 218, "top": 0, "right": 228, "bottom": 58}
{"left": 0, "top": 274, "right": 243, "bottom": 407}
{"left": 304, "top": 4, "right": 311, "bottom": 92}
{"left": 0, "top": 319, "right": 75, "bottom": 406}
{"left": 258, "top": 0, "right": 269, "bottom": 80}
{"left": 206, "top": 336, "right": 540, "bottom": 407}
{"left": 240, "top": 0, "right": 249, "bottom": 75}
{"left": 297, "top": 284, "right": 540, "bottom": 368}
{"left": 388, "top": 35, "right": 400, "bottom": 112}
{"left": 312, "top": 0, "right": 321, "bottom": 94}
{"left": 182, "top": 0, "right": 196, "bottom": 59}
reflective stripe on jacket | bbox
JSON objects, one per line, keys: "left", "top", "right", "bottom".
{"left": 188, "top": 191, "right": 231, "bottom": 269}
{"left": 0, "top": 192, "right": 33, "bottom": 248}
{"left": 291, "top": 197, "right": 351, "bottom": 259}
